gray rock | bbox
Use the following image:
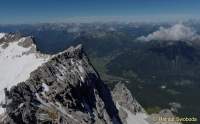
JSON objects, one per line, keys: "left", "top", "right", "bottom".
{"left": 0, "top": 33, "right": 22, "bottom": 45}
{"left": 112, "top": 82, "right": 144, "bottom": 114}
{"left": 17, "top": 36, "right": 34, "bottom": 48}
{"left": 1, "top": 45, "right": 122, "bottom": 124}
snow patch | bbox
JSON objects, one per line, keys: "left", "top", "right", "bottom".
{"left": 0, "top": 37, "right": 49, "bottom": 114}
{"left": 19, "top": 103, "right": 24, "bottom": 108}
{"left": 80, "top": 76, "right": 84, "bottom": 82}
{"left": 78, "top": 65, "right": 84, "bottom": 73}
{"left": 42, "top": 83, "right": 49, "bottom": 92}
{"left": 0, "top": 33, "right": 6, "bottom": 39}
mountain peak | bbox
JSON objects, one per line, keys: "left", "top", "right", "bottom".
{"left": 0, "top": 33, "right": 170, "bottom": 124}
{"left": 1, "top": 42, "right": 123, "bottom": 124}
{"left": 0, "top": 33, "right": 22, "bottom": 44}
{"left": 54, "top": 44, "right": 83, "bottom": 59}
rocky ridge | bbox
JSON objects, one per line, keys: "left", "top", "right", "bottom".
{"left": 1, "top": 44, "right": 122, "bottom": 124}
{"left": 0, "top": 33, "right": 181, "bottom": 124}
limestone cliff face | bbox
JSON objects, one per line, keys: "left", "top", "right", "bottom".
{"left": 1, "top": 45, "right": 122, "bottom": 124}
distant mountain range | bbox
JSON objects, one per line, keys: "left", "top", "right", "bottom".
{"left": 0, "top": 22, "right": 199, "bottom": 123}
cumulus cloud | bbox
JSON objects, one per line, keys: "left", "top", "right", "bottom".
{"left": 137, "top": 24, "right": 200, "bottom": 42}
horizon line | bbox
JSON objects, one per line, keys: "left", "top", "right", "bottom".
{"left": 1, "top": 15, "right": 200, "bottom": 25}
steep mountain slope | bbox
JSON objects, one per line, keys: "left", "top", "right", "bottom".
{"left": 3, "top": 46, "right": 117, "bottom": 123}
{"left": 0, "top": 34, "right": 154, "bottom": 124}
{"left": 0, "top": 33, "right": 49, "bottom": 114}
{"left": 1, "top": 44, "right": 122, "bottom": 124}
{"left": 69, "top": 29, "right": 199, "bottom": 123}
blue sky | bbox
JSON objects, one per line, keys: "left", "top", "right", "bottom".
{"left": 0, "top": 0, "right": 200, "bottom": 24}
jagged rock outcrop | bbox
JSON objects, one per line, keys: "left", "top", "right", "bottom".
{"left": 112, "top": 83, "right": 145, "bottom": 114}
{"left": 1, "top": 45, "right": 122, "bottom": 124}
{"left": 112, "top": 83, "right": 150, "bottom": 124}
{"left": 0, "top": 33, "right": 22, "bottom": 44}
{"left": 112, "top": 83, "right": 182, "bottom": 124}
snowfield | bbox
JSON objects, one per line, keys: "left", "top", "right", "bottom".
{"left": 0, "top": 34, "right": 49, "bottom": 114}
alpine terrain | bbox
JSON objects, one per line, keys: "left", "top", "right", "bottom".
{"left": 0, "top": 33, "right": 170, "bottom": 124}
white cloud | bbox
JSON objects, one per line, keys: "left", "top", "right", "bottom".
{"left": 137, "top": 24, "right": 200, "bottom": 42}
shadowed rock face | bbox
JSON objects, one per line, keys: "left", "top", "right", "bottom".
{"left": 1, "top": 45, "right": 122, "bottom": 124}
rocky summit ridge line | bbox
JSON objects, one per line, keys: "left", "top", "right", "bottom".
{"left": 0, "top": 33, "right": 180, "bottom": 124}
{"left": 0, "top": 44, "right": 123, "bottom": 124}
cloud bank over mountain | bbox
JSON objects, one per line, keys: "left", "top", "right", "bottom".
{"left": 137, "top": 24, "right": 200, "bottom": 42}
